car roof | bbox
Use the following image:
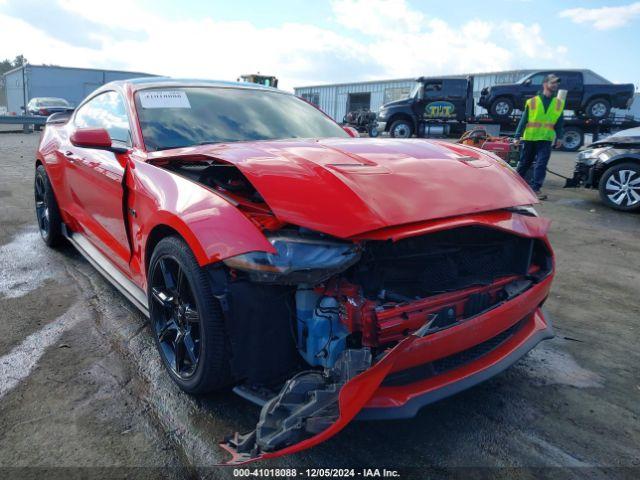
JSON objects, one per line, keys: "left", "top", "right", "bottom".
{"left": 107, "top": 77, "right": 284, "bottom": 94}
{"left": 32, "top": 97, "right": 68, "bottom": 102}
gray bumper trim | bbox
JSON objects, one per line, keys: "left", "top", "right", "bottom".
{"left": 357, "top": 312, "right": 554, "bottom": 421}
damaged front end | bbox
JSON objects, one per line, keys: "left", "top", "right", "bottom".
{"left": 213, "top": 219, "right": 554, "bottom": 464}
{"left": 156, "top": 157, "right": 554, "bottom": 464}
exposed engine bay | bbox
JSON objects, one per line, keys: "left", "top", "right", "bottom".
{"left": 164, "top": 160, "right": 553, "bottom": 463}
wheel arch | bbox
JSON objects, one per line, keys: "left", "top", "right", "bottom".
{"left": 493, "top": 95, "right": 515, "bottom": 105}
{"left": 595, "top": 155, "right": 640, "bottom": 184}
{"left": 387, "top": 112, "right": 416, "bottom": 131}
{"left": 582, "top": 95, "right": 611, "bottom": 109}
{"left": 140, "top": 207, "right": 275, "bottom": 277}
{"left": 144, "top": 223, "right": 188, "bottom": 274}
{"left": 141, "top": 213, "right": 217, "bottom": 274}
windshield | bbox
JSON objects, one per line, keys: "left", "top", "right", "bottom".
{"left": 38, "top": 98, "right": 70, "bottom": 107}
{"left": 408, "top": 82, "right": 422, "bottom": 99}
{"left": 135, "top": 87, "right": 348, "bottom": 151}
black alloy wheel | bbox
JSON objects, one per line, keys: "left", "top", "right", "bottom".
{"left": 35, "top": 174, "right": 50, "bottom": 237}
{"left": 148, "top": 236, "right": 231, "bottom": 393}
{"left": 34, "top": 164, "right": 63, "bottom": 247}
{"left": 150, "top": 255, "right": 202, "bottom": 379}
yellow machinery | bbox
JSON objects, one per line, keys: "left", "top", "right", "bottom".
{"left": 239, "top": 74, "right": 278, "bottom": 88}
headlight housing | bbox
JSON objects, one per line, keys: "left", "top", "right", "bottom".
{"left": 577, "top": 147, "right": 610, "bottom": 165}
{"left": 223, "top": 232, "right": 361, "bottom": 285}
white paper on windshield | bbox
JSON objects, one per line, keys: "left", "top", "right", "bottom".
{"left": 139, "top": 90, "right": 191, "bottom": 109}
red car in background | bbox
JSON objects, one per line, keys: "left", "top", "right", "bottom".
{"left": 35, "top": 78, "right": 555, "bottom": 463}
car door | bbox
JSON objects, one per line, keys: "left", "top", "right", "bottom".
{"left": 558, "top": 72, "right": 582, "bottom": 109}
{"left": 420, "top": 80, "right": 446, "bottom": 119}
{"left": 63, "top": 91, "right": 132, "bottom": 272}
{"left": 442, "top": 79, "right": 467, "bottom": 121}
{"left": 520, "top": 72, "right": 546, "bottom": 107}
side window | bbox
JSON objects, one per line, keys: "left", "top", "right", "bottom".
{"left": 424, "top": 81, "right": 443, "bottom": 99}
{"left": 562, "top": 72, "right": 581, "bottom": 90}
{"left": 443, "top": 80, "right": 465, "bottom": 98}
{"left": 528, "top": 73, "right": 546, "bottom": 85}
{"left": 74, "top": 91, "right": 131, "bottom": 145}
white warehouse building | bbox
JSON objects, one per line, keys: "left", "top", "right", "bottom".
{"left": 293, "top": 69, "right": 630, "bottom": 122}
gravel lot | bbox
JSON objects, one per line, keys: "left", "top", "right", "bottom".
{"left": 0, "top": 131, "right": 638, "bottom": 479}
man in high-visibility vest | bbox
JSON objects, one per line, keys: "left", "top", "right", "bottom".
{"left": 514, "top": 73, "right": 565, "bottom": 200}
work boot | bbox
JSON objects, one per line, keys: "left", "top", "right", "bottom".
{"left": 534, "top": 190, "right": 548, "bottom": 201}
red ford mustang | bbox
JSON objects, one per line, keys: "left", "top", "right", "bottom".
{"left": 35, "top": 78, "right": 554, "bottom": 463}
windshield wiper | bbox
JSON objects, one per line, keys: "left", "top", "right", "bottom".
{"left": 152, "top": 140, "right": 221, "bottom": 151}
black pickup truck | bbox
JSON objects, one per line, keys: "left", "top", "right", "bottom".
{"left": 376, "top": 74, "right": 639, "bottom": 151}
{"left": 478, "top": 70, "right": 635, "bottom": 120}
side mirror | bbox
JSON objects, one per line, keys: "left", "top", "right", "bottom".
{"left": 343, "top": 126, "right": 360, "bottom": 138}
{"left": 70, "top": 128, "right": 128, "bottom": 153}
{"left": 523, "top": 79, "right": 532, "bottom": 86}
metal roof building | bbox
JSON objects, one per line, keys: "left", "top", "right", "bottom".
{"left": 1, "top": 64, "right": 157, "bottom": 114}
{"left": 294, "top": 69, "right": 617, "bottom": 121}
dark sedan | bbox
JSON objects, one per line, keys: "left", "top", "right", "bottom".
{"left": 567, "top": 127, "right": 640, "bottom": 211}
{"left": 26, "top": 97, "right": 73, "bottom": 116}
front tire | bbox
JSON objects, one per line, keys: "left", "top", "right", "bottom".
{"left": 490, "top": 97, "right": 514, "bottom": 118}
{"left": 34, "top": 164, "right": 63, "bottom": 247}
{"left": 148, "top": 236, "right": 232, "bottom": 394}
{"left": 389, "top": 119, "right": 413, "bottom": 138}
{"left": 598, "top": 163, "right": 640, "bottom": 212}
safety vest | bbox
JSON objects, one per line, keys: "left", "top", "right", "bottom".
{"left": 522, "top": 95, "right": 565, "bottom": 141}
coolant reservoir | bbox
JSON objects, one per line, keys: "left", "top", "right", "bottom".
{"left": 296, "top": 288, "right": 349, "bottom": 368}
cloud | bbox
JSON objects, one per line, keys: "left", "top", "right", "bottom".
{"left": 504, "top": 22, "right": 567, "bottom": 60}
{"left": 332, "top": 0, "right": 425, "bottom": 34}
{"left": 559, "top": 2, "right": 640, "bottom": 30}
{"left": 0, "top": 0, "right": 568, "bottom": 90}
{"left": 1, "top": 0, "right": 145, "bottom": 49}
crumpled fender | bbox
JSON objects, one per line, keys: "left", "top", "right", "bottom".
{"left": 129, "top": 159, "right": 275, "bottom": 271}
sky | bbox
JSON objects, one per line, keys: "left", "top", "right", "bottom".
{"left": 0, "top": 0, "right": 639, "bottom": 91}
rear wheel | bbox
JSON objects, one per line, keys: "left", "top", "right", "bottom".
{"left": 598, "top": 163, "right": 640, "bottom": 212}
{"left": 34, "top": 164, "right": 63, "bottom": 247}
{"left": 586, "top": 98, "right": 610, "bottom": 120}
{"left": 148, "top": 236, "right": 232, "bottom": 393}
{"left": 560, "top": 127, "right": 583, "bottom": 152}
{"left": 389, "top": 119, "right": 413, "bottom": 138}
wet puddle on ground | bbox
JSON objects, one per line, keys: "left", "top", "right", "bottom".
{"left": 0, "top": 229, "right": 65, "bottom": 298}
{"left": 520, "top": 339, "right": 604, "bottom": 388}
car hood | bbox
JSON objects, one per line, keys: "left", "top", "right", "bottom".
{"left": 148, "top": 138, "right": 537, "bottom": 238}
{"left": 591, "top": 136, "right": 640, "bottom": 148}
{"left": 381, "top": 98, "right": 413, "bottom": 109}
